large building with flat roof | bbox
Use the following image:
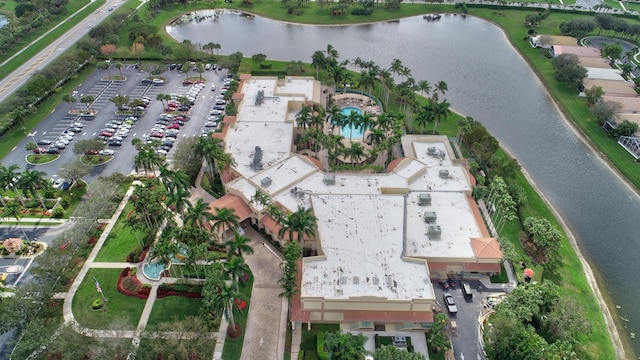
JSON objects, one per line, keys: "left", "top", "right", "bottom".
{"left": 218, "top": 75, "right": 502, "bottom": 331}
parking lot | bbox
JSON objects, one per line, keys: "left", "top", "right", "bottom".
{"left": 2, "top": 63, "right": 232, "bottom": 183}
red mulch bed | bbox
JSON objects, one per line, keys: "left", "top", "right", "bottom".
{"left": 138, "top": 247, "right": 150, "bottom": 262}
{"left": 116, "top": 268, "right": 149, "bottom": 300}
{"left": 156, "top": 288, "right": 202, "bottom": 299}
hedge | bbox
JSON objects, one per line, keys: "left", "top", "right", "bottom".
{"left": 317, "top": 332, "right": 328, "bottom": 360}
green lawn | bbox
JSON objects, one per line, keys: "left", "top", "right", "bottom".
{"left": 95, "top": 204, "right": 145, "bottom": 262}
{"left": 72, "top": 268, "right": 146, "bottom": 330}
{"left": 221, "top": 271, "right": 254, "bottom": 360}
{"left": 26, "top": 154, "right": 59, "bottom": 164}
{"left": 145, "top": 296, "right": 204, "bottom": 331}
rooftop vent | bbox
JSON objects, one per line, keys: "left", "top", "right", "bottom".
{"left": 353, "top": 276, "right": 359, "bottom": 285}
{"left": 323, "top": 174, "right": 336, "bottom": 185}
{"left": 260, "top": 177, "right": 272, "bottom": 188}
{"left": 372, "top": 276, "right": 379, "bottom": 285}
{"left": 423, "top": 211, "right": 437, "bottom": 222}
{"left": 438, "top": 170, "right": 450, "bottom": 179}
{"left": 255, "top": 89, "right": 265, "bottom": 106}
{"left": 427, "top": 225, "right": 442, "bottom": 237}
{"left": 339, "top": 276, "right": 346, "bottom": 285}
{"left": 251, "top": 146, "right": 263, "bottom": 171}
{"left": 418, "top": 193, "right": 431, "bottom": 205}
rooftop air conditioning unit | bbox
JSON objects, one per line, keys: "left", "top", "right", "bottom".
{"left": 427, "top": 225, "right": 442, "bottom": 237}
{"left": 418, "top": 193, "right": 431, "bottom": 206}
{"left": 323, "top": 174, "right": 336, "bottom": 185}
{"left": 439, "top": 170, "right": 450, "bottom": 179}
{"left": 427, "top": 146, "right": 436, "bottom": 155}
{"left": 423, "top": 211, "right": 437, "bottom": 222}
{"left": 261, "top": 177, "right": 272, "bottom": 187}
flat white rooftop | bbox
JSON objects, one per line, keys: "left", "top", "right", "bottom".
{"left": 225, "top": 121, "right": 293, "bottom": 179}
{"left": 586, "top": 67, "right": 624, "bottom": 81}
{"left": 303, "top": 194, "right": 433, "bottom": 300}
{"left": 405, "top": 191, "right": 480, "bottom": 259}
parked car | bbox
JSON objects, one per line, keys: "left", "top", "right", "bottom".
{"left": 152, "top": 78, "right": 165, "bottom": 85}
{"left": 46, "top": 147, "right": 60, "bottom": 154}
{"left": 150, "top": 132, "right": 164, "bottom": 138}
{"left": 99, "top": 149, "right": 115, "bottom": 156}
{"left": 99, "top": 131, "right": 114, "bottom": 138}
{"left": 169, "top": 64, "right": 177, "bottom": 70}
{"left": 443, "top": 293, "right": 457, "bottom": 314}
{"left": 107, "top": 139, "right": 122, "bottom": 147}
{"left": 205, "top": 63, "right": 212, "bottom": 70}
{"left": 37, "top": 139, "right": 52, "bottom": 146}
{"left": 141, "top": 78, "right": 153, "bottom": 85}
{"left": 204, "top": 121, "right": 218, "bottom": 128}
{"left": 84, "top": 149, "right": 99, "bottom": 155}
{"left": 54, "top": 142, "right": 66, "bottom": 150}
{"left": 33, "top": 148, "right": 47, "bottom": 154}
{"left": 167, "top": 123, "right": 180, "bottom": 130}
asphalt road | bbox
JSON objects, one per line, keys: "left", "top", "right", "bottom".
{"left": 0, "top": 0, "right": 125, "bottom": 104}
{"left": 433, "top": 279, "right": 504, "bottom": 360}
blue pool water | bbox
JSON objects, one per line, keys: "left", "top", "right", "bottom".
{"left": 339, "top": 107, "right": 365, "bottom": 139}
{"left": 143, "top": 261, "right": 165, "bottom": 281}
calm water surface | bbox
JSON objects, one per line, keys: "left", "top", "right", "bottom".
{"left": 168, "top": 11, "right": 640, "bottom": 355}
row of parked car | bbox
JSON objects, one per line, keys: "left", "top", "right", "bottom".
{"left": 35, "top": 122, "right": 86, "bottom": 154}
{"left": 199, "top": 76, "right": 234, "bottom": 136}
{"left": 147, "top": 84, "right": 204, "bottom": 155}
{"left": 98, "top": 96, "right": 150, "bottom": 148}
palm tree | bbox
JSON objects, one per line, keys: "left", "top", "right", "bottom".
{"left": 212, "top": 207, "right": 240, "bottom": 242}
{"left": 156, "top": 93, "right": 168, "bottom": 108}
{"left": 114, "top": 62, "right": 124, "bottom": 77}
{"left": 185, "top": 199, "right": 214, "bottom": 230}
{"left": 62, "top": 94, "right": 76, "bottom": 111}
{"left": 160, "top": 166, "right": 192, "bottom": 195}
{"left": 212, "top": 43, "right": 221, "bottom": 58}
{"left": 295, "top": 105, "right": 313, "bottom": 131}
{"left": 432, "top": 80, "right": 448, "bottom": 101}
{"left": 417, "top": 80, "right": 431, "bottom": 98}
{"left": 432, "top": 99, "right": 451, "bottom": 135}
{"left": 17, "top": 169, "right": 49, "bottom": 210}
{"left": 194, "top": 136, "right": 225, "bottom": 182}
{"left": 389, "top": 58, "right": 403, "bottom": 80}
{"left": 224, "top": 232, "right": 254, "bottom": 260}
{"left": 167, "top": 189, "right": 192, "bottom": 221}
{"left": 366, "top": 128, "right": 386, "bottom": 147}
{"left": 414, "top": 102, "right": 434, "bottom": 134}
{"left": 2, "top": 202, "right": 29, "bottom": 240}
{"left": 278, "top": 206, "right": 318, "bottom": 249}
{"left": 359, "top": 112, "right": 374, "bottom": 142}
{"left": 344, "top": 110, "right": 362, "bottom": 140}
{"left": 224, "top": 255, "right": 251, "bottom": 292}
{"left": 211, "top": 281, "right": 243, "bottom": 337}
{"left": 322, "top": 133, "right": 345, "bottom": 169}
{"left": 344, "top": 142, "right": 366, "bottom": 169}
{"left": 0, "top": 164, "right": 24, "bottom": 207}
{"left": 326, "top": 44, "right": 339, "bottom": 64}
{"left": 152, "top": 228, "right": 179, "bottom": 278}
{"left": 80, "top": 95, "right": 95, "bottom": 112}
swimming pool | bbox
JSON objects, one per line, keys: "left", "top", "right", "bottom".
{"left": 339, "top": 107, "right": 365, "bottom": 139}
{"left": 142, "top": 260, "right": 166, "bottom": 281}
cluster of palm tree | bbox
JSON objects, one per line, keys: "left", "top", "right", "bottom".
{"left": 296, "top": 102, "right": 405, "bottom": 169}
{"left": 132, "top": 138, "right": 164, "bottom": 174}
{"left": 312, "top": 46, "right": 453, "bottom": 135}
{"left": 193, "top": 135, "right": 236, "bottom": 184}
{"left": 0, "top": 163, "right": 51, "bottom": 212}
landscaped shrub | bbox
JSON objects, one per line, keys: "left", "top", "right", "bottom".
{"left": 91, "top": 298, "right": 104, "bottom": 310}
{"left": 116, "top": 267, "right": 149, "bottom": 299}
{"left": 60, "top": 196, "right": 71, "bottom": 209}
{"left": 298, "top": 350, "right": 304, "bottom": 360}
{"left": 130, "top": 267, "right": 137, "bottom": 276}
{"left": 317, "top": 332, "right": 328, "bottom": 360}
{"left": 51, "top": 206, "right": 65, "bottom": 218}
{"left": 351, "top": 8, "right": 373, "bottom": 15}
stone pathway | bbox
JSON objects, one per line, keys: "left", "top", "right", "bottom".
{"left": 239, "top": 227, "right": 287, "bottom": 360}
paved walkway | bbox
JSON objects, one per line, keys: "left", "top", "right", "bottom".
{"left": 239, "top": 227, "right": 287, "bottom": 360}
